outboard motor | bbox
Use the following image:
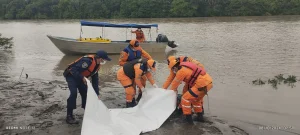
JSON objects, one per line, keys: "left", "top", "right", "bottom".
{"left": 156, "top": 34, "right": 178, "bottom": 48}
{"left": 156, "top": 34, "right": 169, "bottom": 42}
{"left": 167, "top": 41, "right": 178, "bottom": 48}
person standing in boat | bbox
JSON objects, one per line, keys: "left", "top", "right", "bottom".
{"left": 131, "top": 27, "right": 145, "bottom": 43}
{"left": 63, "top": 50, "right": 112, "bottom": 124}
{"left": 119, "top": 39, "right": 153, "bottom": 103}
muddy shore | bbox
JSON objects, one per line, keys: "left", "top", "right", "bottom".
{"left": 0, "top": 75, "right": 249, "bottom": 135}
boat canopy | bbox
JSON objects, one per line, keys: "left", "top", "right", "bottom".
{"left": 80, "top": 20, "right": 158, "bottom": 28}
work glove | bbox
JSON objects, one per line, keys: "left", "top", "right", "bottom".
{"left": 82, "top": 78, "right": 87, "bottom": 85}
{"left": 140, "top": 87, "right": 146, "bottom": 92}
{"left": 82, "top": 77, "right": 88, "bottom": 88}
{"left": 173, "top": 89, "right": 178, "bottom": 94}
{"left": 152, "top": 83, "right": 159, "bottom": 88}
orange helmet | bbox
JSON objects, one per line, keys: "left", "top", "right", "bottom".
{"left": 147, "top": 59, "right": 156, "bottom": 72}
{"left": 167, "top": 56, "right": 176, "bottom": 63}
{"left": 167, "top": 56, "right": 179, "bottom": 69}
{"left": 168, "top": 59, "right": 179, "bottom": 69}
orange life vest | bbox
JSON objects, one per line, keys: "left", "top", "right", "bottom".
{"left": 180, "top": 62, "right": 206, "bottom": 87}
{"left": 68, "top": 55, "right": 100, "bottom": 77}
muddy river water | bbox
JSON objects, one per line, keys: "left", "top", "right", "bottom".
{"left": 1, "top": 16, "right": 300, "bottom": 135}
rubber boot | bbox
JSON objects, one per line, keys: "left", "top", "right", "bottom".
{"left": 132, "top": 98, "right": 136, "bottom": 107}
{"left": 194, "top": 112, "right": 204, "bottom": 122}
{"left": 185, "top": 115, "right": 194, "bottom": 125}
{"left": 126, "top": 99, "right": 136, "bottom": 108}
{"left": 136, "top": 93, "right": 142, "bottom": 103}
{"left": 172, "top": 107, "right": 183, "bottom": 117}
{"left": 177, "top": 108, "right": 183, "bottom": 115}
{"left": 126, "top": 102, "right": 131, "bottom": 108}
{"left": 66, "top": 115, "right": 79, "bottom": 124}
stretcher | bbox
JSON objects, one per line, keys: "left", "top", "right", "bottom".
{"left": 81, "top": 78, "right": 177, "bottom": 135}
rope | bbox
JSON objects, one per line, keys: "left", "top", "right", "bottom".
{"left": 206, "top": 93, "right": 210, "bottom": 114}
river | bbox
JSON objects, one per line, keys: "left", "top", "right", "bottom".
{"left": 1, "top": 15, "right": 300, "bottom": 135}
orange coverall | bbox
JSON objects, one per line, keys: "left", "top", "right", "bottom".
{"left": 163, "top": 56, "right": 206, "bottom": 109}
{"left": 131, "top": 30, "right": 145, "bottom": 43}
{"left": 117, "top": 63, "right": 155, "bottom": 103}
{"left": 119, "top": 48, "right": 152, "bottom": 93}
{"left": 169, "top": 66, "right": 213, "bottom": 115}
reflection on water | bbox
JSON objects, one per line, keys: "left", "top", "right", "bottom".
{"left": 53, "top": 50, "right": 177, "bottom": 82}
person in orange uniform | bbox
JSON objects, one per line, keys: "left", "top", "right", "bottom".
{"left": 119, "top": 39, "right": 153, "bottom": 102}
{"left": 131, "top": 27, "right": 145, "bottom": 43}
{"left": 119, "top": 39, "right": 152, "bottom": 66}
{"left": 163, "top": 55, "right": 205, "bottom": 89}
{"left": 163, "top": 56, "right": 206, "bottom": 115}
{"left": 117, "top": 58, "right": 158, "bottom": 108}
{"left": 167, "top": 59, "right": 213, "bottom": 124}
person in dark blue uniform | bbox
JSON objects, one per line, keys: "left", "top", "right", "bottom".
{"left": 63, "top": 50, "right": 111, "bottom": 124}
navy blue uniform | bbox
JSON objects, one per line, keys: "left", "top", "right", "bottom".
{"left": 64, "top": 57, "right": 100, "bottom": 115}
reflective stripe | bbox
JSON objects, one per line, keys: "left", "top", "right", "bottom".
{"left": 181, "top": 98, "right": 190, "bottom": 103}
{"left": 175, "top": 79, "right": 181, "bottom": 82}
{"left": 126, "top": 100, "right": 132, "bottom": 102}
{"left": 124, "top": 84, "right": 133, "bottom": 88}
{"left": 148, "top": 77, "right": 154, "bottom": 81}
{"left": 193, "top": 105, "right": 202, "bottom": 108}
{"left": 188, "top": 89, "right": 198, "bottom": 97}
{"left": 182, "top": 105, "right": 191, "bottom": 108}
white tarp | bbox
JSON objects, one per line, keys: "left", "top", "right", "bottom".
{"left": 81, "top": 79, "right": 177, "bottom": 135}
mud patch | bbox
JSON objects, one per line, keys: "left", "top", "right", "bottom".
{"left": 31, "top": 104, "right": 63, "bottom": 118}
{"left": 230, "top": 125, "right": 249, "bottom": 135}
{"left": 29, "top": 121, "right": 54, "bottom": 129}
{"left": 143, "top": 114, "right": 246, "bottom": 135}
{"left": 0, "top": 78, "right": 68, "bottom": 135}
{"left": 0, "top": 78, "right": 248, "bottom": 135}
{"left": 0, "top": 120, "right": 4, "bottom": 129}
{"left": 206, "top": 126, "right": 222, "bottom": 134}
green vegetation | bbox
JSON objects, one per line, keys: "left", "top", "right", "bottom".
{"left": 0, "top": 34, "right": 13, "bottom": 49}
{"left": 274, "top": 74, "right": 285, "bottom": 84}
{"left": 252, "top": 78, "right": 265, "bottom": 85}
{"left": 252, "top": 74, "right": 298, "bottom": 89}
{"left": 268, "top": 78, "right": 278, "bottom": 89}
{"left": 284, "top": 75, "right": 297, "bottom": 84}
{"left": 1, "top": 0, "right": 300, "bottom": 19}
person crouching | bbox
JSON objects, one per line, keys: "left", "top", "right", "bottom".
{"left": 167, "top": 59, "right": 213, "bottom": 124}
{"left": 117, "top": 58, "right": 158, "bottom": 108}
